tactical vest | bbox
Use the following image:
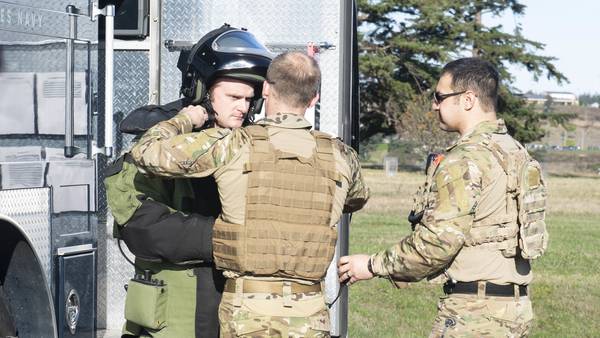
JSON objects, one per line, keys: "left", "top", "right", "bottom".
{"left": 462, "top": 134, "right": 549, "bottom": 260}
{"left": 212, "top": 125, "right": 340, "bottom": 281}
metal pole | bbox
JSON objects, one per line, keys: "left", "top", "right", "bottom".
{"left": 333, "top": 1, "right": 359, "bottom": 337}
{"left": 64, "top": 5, "right": 78, "bottom": 158}
{"left": 103, "top": 5, "right": 115, "bottom": 158}
{"left": 340, "top": 0, "right": 360, "bottom": 151}
{"left": 148, "top": 0, "right": 162, "bottom": 104}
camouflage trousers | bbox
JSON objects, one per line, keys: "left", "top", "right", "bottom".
{"left": 218, "top": 288, "right": 330, "bottom": 337}
{"left": 429, "top": 294, "right": 533, "bottom": 338}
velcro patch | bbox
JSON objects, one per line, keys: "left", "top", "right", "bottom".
{"left": 435, "top": 162, "right": 470, "bottom": 214}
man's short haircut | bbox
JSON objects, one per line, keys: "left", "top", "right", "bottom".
{"left": 266, "top": 52, "right": 321, "bottom": 108}
{"left": 441, "top": 57, "right": 499, "bottom": 112}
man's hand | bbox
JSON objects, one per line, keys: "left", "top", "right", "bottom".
{"left": 338, "top": 254, "right": 374, "bottom": 286}
{"left": 181, "top": 105, "right": 208, "bottom": 128}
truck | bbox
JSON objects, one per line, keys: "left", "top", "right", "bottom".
{"left": 0, "top": 0, "right": 359, "bottom": 337}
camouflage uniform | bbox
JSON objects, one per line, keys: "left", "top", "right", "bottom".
{"left": 370, "top": 120, "right": 535, "bottom": 337}
{"left": 131, "top": 112, "right": 369, "bottom": 337}
{"left": 217, "top": 291, "right": 331, "bottom": 337}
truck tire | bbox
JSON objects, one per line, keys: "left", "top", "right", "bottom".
{"left": 1, "top": 218, "right": 56, "bottom": 337}
{"left": 0, "top": 285, "right": 17, "bottom": 337}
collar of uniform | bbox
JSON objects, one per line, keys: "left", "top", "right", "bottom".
{"left": 446, "top": 119, "right": 507, "bottom": 151}
{"left": 255, "top": 112, "right": 312, "bottom": 129}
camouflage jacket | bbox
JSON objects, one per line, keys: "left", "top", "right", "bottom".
{"left": 130, "top": 112, "right": 369, "bottom": 226}
{"left": 371, "top": 119, "right": 520, "bottom": 282}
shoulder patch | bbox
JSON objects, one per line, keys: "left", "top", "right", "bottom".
{"left": 203, "top": 127, "right": 232, "bottom": 139}
{"left": 435, "top": 159, "right": 469, "bottom": 187}
{"left": 434, "top": 159, "right": 472, "bottom": 214}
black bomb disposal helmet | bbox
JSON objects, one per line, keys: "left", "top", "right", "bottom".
{"left": 177, "top": 24, "right": 272, "bottom": 117}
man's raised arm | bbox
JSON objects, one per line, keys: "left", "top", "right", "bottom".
{"left": 130, "top": 110, "right": 246, "bottom": 178}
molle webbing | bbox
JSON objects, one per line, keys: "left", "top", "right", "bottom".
{"left": 464, "top": 222, "right": 518, "bottom": 250}
{"left": 463, "top": 134, "right": 548, "bottom": 259}
{"left": 461, "top": 135, "right": 518, "bottom": 253}
{"left": 212, "top": 125, "right": 339, "bottom": 281}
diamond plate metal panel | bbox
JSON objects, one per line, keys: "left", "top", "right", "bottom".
{"left": 100, "top": 216, "right": 134, "bottom": 330}
{"left": 159, "top": 0, "right": 202, "bottom": 105}
{"left": 96, "top": 50, "right": 148, "bottom": 331}
{"left": 0, "top": 187, "right": 51, "bottom": 285}
{"left": 113, "top": 51, "right": 149, "bottom": 154}
{"left": 114, "top": 52, "right": 150, "bottom": 116}
{"left": 95, "top": 162, "right": 110, "bottom": 330}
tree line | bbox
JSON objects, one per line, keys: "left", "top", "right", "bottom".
{"left": 579, "top": 94, "right": 600, "bottom": 106}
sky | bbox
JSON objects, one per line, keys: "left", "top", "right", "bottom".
{"left": 485, "top": 1, "right": 600, "bottom": 95}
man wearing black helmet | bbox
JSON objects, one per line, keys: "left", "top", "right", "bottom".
{"left": 104, "top": 25, "right": 271, "bottom": 338}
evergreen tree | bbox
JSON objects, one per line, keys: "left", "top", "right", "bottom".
{"left": 358, "top": 0, "right": 567, "bottom": 144}
{"left": 578, "top": 93, "right": 600, "bottom": 106}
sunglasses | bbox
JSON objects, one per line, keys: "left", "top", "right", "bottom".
{"left": 432, "top": 90, "right": 466, "bottom": 105}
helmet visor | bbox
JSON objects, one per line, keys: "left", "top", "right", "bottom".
{"left": 212, "top": 30, "right": 273, "bottom": 59}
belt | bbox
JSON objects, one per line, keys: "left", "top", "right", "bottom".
{"left": 443, "top": 281, "right": 528, "bottom": 297}
{"left": 224, "top": 279, "right": 321, "bottom": 295}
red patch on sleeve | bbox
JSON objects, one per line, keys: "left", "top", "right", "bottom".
{"left": 433, "top": 154, "right": 445, "bottom": 167}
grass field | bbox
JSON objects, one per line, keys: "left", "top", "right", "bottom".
{"left": 347, "top": 169, "right": 600, "bottom": 337}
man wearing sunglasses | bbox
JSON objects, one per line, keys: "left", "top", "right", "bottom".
{"left": 338, "top": 57, "right": 548, "bottom": 337}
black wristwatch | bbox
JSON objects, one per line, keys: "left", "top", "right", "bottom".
{"left": 367, "top": 257, "right": 374, "bottom": 275}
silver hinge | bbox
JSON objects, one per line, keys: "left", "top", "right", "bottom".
{"left": 91, "top": 1, "right": 115, "bottom": 21}
{"left": 91, "top": 141, "right": 113, "bottom": 158}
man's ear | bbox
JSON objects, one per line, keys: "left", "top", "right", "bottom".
{"left": 463, "top": 91, "right": 476, "bottom": 111}
{"left": 308, "top": 93, "right": 320, "bottom": 109}
{"left": 262, "top": 81, "right": 270, "bottom": 98}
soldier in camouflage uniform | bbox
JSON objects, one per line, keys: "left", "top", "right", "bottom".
{"left": 104, "top": 25, "right": 272, "bottom": 337}
{"left": 130, "top": 51, "right": 369, "bottom": 337}
{"left": 338, "top": 58, "right": 548, "bottom": 337}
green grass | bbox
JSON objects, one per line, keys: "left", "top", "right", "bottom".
{"left": 347, "top": 170, "right": 600, "bottom": 337}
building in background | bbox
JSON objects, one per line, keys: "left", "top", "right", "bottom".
{"left": 522, "top": 91, "right": 579, "bottom": 106}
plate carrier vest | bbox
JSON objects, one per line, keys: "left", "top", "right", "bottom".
{"left": 463, "top": 134, "right": 549, "bottom": 260}
{"left": 212, "top": 125, "right": 341, "bottom": 280}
